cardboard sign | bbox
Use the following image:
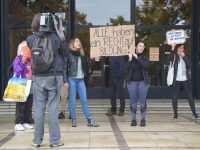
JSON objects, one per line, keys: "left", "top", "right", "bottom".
{"left": 149, "top": 47, "right": 159, "bottom": 61}
{"left": 90, "top": 25, "right": 135, "bottom": 60}
{"left": 166, "top": 29, "right": 186, "bottom": 45}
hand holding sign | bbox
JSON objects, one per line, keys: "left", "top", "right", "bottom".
{"left": 128, "top": 44, "right": 135, "bottom": 61}
{"left": 171, "top": 43, "right": 176, "bottom": 51}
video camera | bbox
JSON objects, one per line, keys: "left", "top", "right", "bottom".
{"left": 39, "top": 12, "right": 68, "bottom": 41}
{"left": 39, "top": 12, "right": 65, "bottom": 32}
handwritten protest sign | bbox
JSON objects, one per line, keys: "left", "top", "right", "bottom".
{"left": 166, "top": 29, "right": 186, "bottom": 45}
{"left": 149, "top": 47, "right": 159, "bottom": 61}
{"left": 90, "top": 25, "right": 135, "bottom": 60}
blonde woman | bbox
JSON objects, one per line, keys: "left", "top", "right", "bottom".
{"left": 64, "top": 38, "right": 99, "bottom": 127}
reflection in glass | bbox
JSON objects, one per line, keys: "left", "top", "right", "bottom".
{"left": 9, "top": 0, "right": 68, "bottom": 24}
{"left": 136, "top": 29, "right": 162, "bottom": 86}
{"left": 136, "top": 0, "right": 192, "bottom": 25}
{"left": 9, "top": 29, "right": 32, "bottom": 63}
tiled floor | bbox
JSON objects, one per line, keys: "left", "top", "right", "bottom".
{"left": 0, "top": 100, "right": 200, "bottom": 150}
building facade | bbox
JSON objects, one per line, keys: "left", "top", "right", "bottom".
{"left": 1, "top": 0, "right": 200, "bottom": 99}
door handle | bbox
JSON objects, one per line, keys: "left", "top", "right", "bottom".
{"left": 103, "top": 65, "right": 109, "bottom": 69}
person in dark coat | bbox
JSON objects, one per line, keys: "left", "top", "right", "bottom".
{"left": 125, "top": 41, "right": 150, "bottom": 127}
{"left": 106, "top": 56, "right": 126, "bottom": 116}
{"left": 170, "top": 43, "right": 199, "bottom": 120}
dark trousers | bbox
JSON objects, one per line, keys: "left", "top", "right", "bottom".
{"left": 172, "top": 81, "right": 196, "bottom": 116}
{"left": 110, "top": 78, "right": 125, "bottom": 112}
{"left": 15, "top": 94, "right": 33, "bottom": 124}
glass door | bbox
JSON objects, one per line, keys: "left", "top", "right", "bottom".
{"left": 75, "top": 0, "right": 131, "bottom": 98}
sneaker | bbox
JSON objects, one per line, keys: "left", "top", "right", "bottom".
{"left": 58, "top": 112, "right": 65, "bottom": 119}
{"left": 23, "top": 123, "right": 34, "bottom": 129}
{"left": 131, "top": 120, "right": 137, "bottom": 126}
{"left": 140, "top": 119, "right": 146, "bottom": 127}
{"left": 50, "top": 140, "right": 64, "bottom": 147}
{"left": 32, "top": 143, "right": 41, "bottom": 147}
{"left": 193, "top": 114, "right": 199, "bottom": 120}
{"left": 118, "top": 111, "right": 124, "bottom": 116}
{"left": 15, "top": 124, "right": 25, "bottom": 131}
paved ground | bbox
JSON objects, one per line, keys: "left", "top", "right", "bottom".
{"left": 0, "top": 99, "right": 200, "bottom": 150}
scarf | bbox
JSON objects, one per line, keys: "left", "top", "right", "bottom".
{"left": 70, "top": 49, "right": 81, "bottom": 56}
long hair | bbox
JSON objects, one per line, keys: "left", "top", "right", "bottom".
{"left": 69, "top": 38, "right": 84, "bottom": 56}
{"left": 174, "top": 44, "right": 184, "bottom": 63}
{"left": 174, "top": 44, "right": 184, "bottom": 52}
{"left": 31, "top": 13, "right": 41, "bottom": 32}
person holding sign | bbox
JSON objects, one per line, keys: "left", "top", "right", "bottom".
{"left": 125, "top": 41, "right": 150, "bottom": 127}
{"left": 64, "top": 38, "right": 99, "bottom": 127}
{"left": 170, "top": 43, "right": 199, "bottom": 120}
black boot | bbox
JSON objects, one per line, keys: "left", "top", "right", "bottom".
{"left": 87, "top": 117, "right": 99, "bottom": 127}
{"left": 58, "top": 112, "right": 65, "bottom": 119}
{"left": 172, "top": 99, "right": 178, "bottom": 119}
{"left": 140, "top": 119, "right": 146, "bottom": 127}
{"left": 72, "top": 119, "right": 77, "bottom": 127}
{"left": 193, "top": 113, "right": 199, "bottom": 120}
{"left": 173, "top": 114, "right": 178, "bottom": 119}
{"left": 131, "top": 120, "right": 137, "bottom": 126}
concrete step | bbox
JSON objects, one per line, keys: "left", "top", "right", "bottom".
{"left": 0, "top": 99, "right": 200, "bottom": 114}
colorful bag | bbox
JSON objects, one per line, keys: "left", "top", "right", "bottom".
{"left": 3, "top": 76, "right": 32, "bottom": 102}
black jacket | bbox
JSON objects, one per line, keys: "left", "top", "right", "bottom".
{"left": 110, "top": 56, "right": 126, "bottom": 80}
{"left": 27, "top": 32, "right": 69, "bottom": 80}
{"left": 170, "top": 50, "right": 191, "bottom": 86}
{"left": 64, "top": 51, "right": 90, "bottom": 82}
{"left": 125, "top": 54, "right": 150, "bottom": 85}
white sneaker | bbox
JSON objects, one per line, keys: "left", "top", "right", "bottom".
{"left": 23, "top": 123, "right": 34, "bottom": 129}
{"left": 15, "top": 124, "right": 25, "bottom": 131}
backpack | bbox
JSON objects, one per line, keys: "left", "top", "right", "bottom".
{"left": 31, "top": 34, "right": 54, "bottom": 73}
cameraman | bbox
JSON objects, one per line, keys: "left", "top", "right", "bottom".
{"left": 27, "top": 13, "right": 69, "bottom": 147}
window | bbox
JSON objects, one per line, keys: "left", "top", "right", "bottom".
{"left": 136, "top": 0, "right": 192, "bottom": 25}
{"left": 9, "top": 29, "right": 32, "bottom": 62}
{"left": 9, "top": 0, "right": 67, "bottom": 24}
{"left": 76, "top": 0, "right": 130, "bottom": 25}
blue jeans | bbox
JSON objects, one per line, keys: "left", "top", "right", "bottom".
{"left": 127, "top": 81, "right": 149, "bottom": 120}
{"left": 68, "top": 78, "right": 91, "bottom": 119}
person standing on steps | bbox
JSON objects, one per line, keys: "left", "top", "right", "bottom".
{"left": 27, "top": 13, "right": 69, "bottom": 148}
{"left": 125, "top": 41, "right": 150, "bottom": 127}
{"left": 170, "top": 43, "right": 199, "bottom": 120}
{"left": 106, "top": 56, "right": 126, "bottom": 117}
{"left": 64, "top": 38, "right": 99, "bottom": 127}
